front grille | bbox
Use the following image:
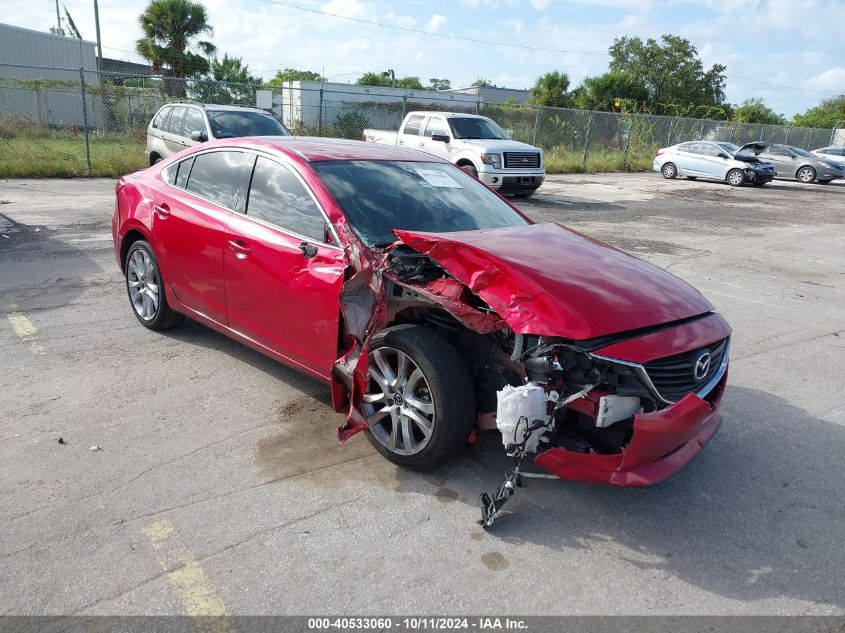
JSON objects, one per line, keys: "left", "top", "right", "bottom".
{"left": 504, "top": 152, "right": 540, "bottom": 169}
{"left": 644, "top": 338, "right": 728, "bottom": 402}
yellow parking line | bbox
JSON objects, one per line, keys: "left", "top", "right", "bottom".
{"left": 7, "top": 313, "right": 36, "bottom": 338}
{"left": 142, "top": 520, "right": 236, "bottom": 631}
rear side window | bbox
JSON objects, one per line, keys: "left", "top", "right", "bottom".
{"left": 165, "top": 106, "right": 187, "bottom": 135}
{"left": 678, "top": 142, "right": 701, "bottom": 153}
{"left": 767, "top": 145, "right": 788, "bottom": 155}
{"left": 402, "top": 115, "right": 426, "bottom": 136}
{"left": 183, "top": 108, "right": 207, "bottom": 137}
{"left": 152, "top": 106, "right": 171, "bottom": 130}
{"left": 246, "top": 156, "right": 325, "bottom": 242}
{"left": 175, "top": 157, "right": 194, "bottom": 188}
{"left": 185, "top": 151, "right": 247, "bottom": 209}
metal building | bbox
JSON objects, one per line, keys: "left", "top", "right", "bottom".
{"left": 0, "top": 22, "right": 97, "bottom": 79}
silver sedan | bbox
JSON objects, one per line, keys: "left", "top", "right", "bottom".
{"left": 739, "top": 143, "right": 845, "bottom": 184}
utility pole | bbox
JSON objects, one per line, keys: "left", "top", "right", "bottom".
{"left": 54, "top": 0, "right": 65, "bottom": 36}
{"left": 93, "top": 0, "right": 103, "bottom": 72}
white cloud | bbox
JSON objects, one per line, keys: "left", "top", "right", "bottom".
{"left": 807, "top": 67, "right": 845, "bottom": 92}
{"left": 427, "top": 14, "right": 447, "bottom": 32}
{"left": 503, "top": 18, "right": 524, "bottom": 35}
{"left": 530, "top": 0, "right": 550, "bottom": 10}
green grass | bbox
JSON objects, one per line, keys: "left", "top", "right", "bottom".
{"left": 0, "top": 134, "right": 147, "bottom": 178}
{"left": 544, "top": 146, "right": 655, "bottom": 174}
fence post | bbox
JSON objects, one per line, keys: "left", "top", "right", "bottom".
{"left": 784, "top": 126, "right": 790, "bottom": 144}
{"left": 402, "top": 95, "right": 407, "bottom": 117}
{"left": 699, "top": 119, "right": 706, "bottom": 140}
{"left": 532, "top": 105, "right": 540, "bottom": 147}
{"left": 622, "top": 115, "right": 631, "bottom": 170}
{"left": 830, "top": 121, "right": 840, "bottom": 146}
{"left": 476, "top": 98, "right": 481, "bottom": 115}
{"left": 317, "top": 87, "right": 323, "bottom": 135}
{"left": 666, "top": 118, "right": 674, "bottom": 146}
{"left": 79, "top": 68, "right": 92, "bottom": 175}
{"left": 581, "top": 111, "right": 593, "bottom": 171}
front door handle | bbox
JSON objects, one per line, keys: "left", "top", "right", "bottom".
{"left": 153, "top": 203, "right": 170, "bottom": 218}
{"left": 299, "top": 241, "right": 318, "bottom": 258}
{"left": 418, "top": 142, "right": 425, "bottom": 148}
{"left": 227, "top": 239, "right": 251, "bottom": 259}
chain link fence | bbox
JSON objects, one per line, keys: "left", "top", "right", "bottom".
{"left": 1, "top": 63, "right": 841, "bottom": 177}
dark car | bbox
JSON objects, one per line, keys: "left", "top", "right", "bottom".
{"left": 739, "top": 142, "right": 845, "bottom": 184}
{"left": 113, "top": 137, "right": 730, "bottom": 488}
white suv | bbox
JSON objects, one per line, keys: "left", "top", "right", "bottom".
{"left": 145, "top": 103, "right": 290, "bottom": 165}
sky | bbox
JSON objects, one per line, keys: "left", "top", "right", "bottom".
{"left": 2, "top": 0, "right": 844, "bottom": 117}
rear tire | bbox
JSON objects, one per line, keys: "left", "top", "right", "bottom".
{"left": 125, "top": 240, "right": 183, "bottom": 331}
{"left": 661, "top": 163, "right": 677, "bottom": 179}
{"left": 727, "top": 168, "right": 746, "bottom": 186}
{"left": 686, "top": 176, "right": 697, "bottom": 180}
{"left": 797, "top": 166, "right": 816, "bottom": 183}
{"left": 817, "top": 179, "right": 832, "bottom": 184}
{"left": 363, "top": 325, "right": 475, "bottom": 470}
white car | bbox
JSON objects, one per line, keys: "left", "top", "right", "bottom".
{"left": 364, "top": 111, "right": 545, "bottom": 198}
{"left": 812, "top": 146, "right": 845, "bottom": 162}
{"left": 653, "top": 141, "right": 775, "bottom": 186}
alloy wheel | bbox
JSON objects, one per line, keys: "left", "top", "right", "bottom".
{"left": 728, "top": 170, "right": 744, "bottom": 186}
{"left": 662, "top": 164, "right": 676, "bottom": 178}
{"left": 798, "top": 167, "right": 815, "bottom": 183}
{"left": 127, "top": 249, "right": 160, "bottom": 321}
{"left": 364, "top": 347, "right": 436, "bottom": 456}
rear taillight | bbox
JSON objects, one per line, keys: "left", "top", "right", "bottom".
{"left": 656, "top": 149, "right": 665, "bottom": 156}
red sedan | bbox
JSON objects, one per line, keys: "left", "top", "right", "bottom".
{"left": 112, "top": 137, "right": 730, "bottom": 487}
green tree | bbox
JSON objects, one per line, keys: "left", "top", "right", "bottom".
{"left": 136, "top": 0, "right": 216, "bottom": 96}
{"left": 573, "top": 70, "right": 649, "bottom": 111}
{"left": 357, "top": 72, "right": 423, "bottom": 90}
{"left": 529, "top": 71, "right": 572, "bottom": 108}
{"left": 472, "top": 77, "right": 495, "bottom": 88}
{"left": 793, "top": 95, "right": 845, "bottom": 129}
{"left": 429, "top": 78, "right": 451, "bottom": 91}
{"left": 731, "top": 98, "right": 786, "bottom": 125}
{"left": 191, "top": 54, "right": 261, "bottom": 104}
{"left": 266, "top": 68, "right": 324, "bottom": 87}
{"left": 608, "top": 35, "right": 727, "bottom": 115}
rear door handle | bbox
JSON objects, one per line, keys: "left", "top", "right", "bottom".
{"left": 418, "top": 142, "right": 425, "bottom": 148}
{"left": 227, "top": 239, "right": 251, "bottom": 259}
{"left": 153, "top": 203, "right": 170, "bottom": 218}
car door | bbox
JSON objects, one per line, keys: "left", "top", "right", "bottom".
{"left": 761, "top": 144, "right": 793, "bottom": 177}
{"left": 397, "top": 114, "right": 426, "bottom": 150}
{"left": 419, "top": 116, "right": 452, "bottom": 160}
{"left": 182, "top": 106, "right": 208, "bottom": 148}
{"left": 161, "top": 105, "right": 189, "bottom": 156}
{"left": 673, "top": 142, "right": 702, "bottom": 174}
{"left": 224, "top": 154, "right": 346, "bottom": 375}
{"left": 152, "top": 150, "right": 251, "bottom": 324}
{"left": 696, "top": 142, "right": 731, "bottom": 180}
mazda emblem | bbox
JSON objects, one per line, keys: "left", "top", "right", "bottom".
{"left": 693, "top": 351, "right": 712, "bottom": 381}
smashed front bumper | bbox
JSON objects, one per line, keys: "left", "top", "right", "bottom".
{"left": 534, "top": 370, "right": 727, "bottom": 487}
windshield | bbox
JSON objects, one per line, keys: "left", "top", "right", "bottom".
{"left": 717, "top": 142, "right": 739, "bottom": 154}
{"left": 448, "top": 117, "right": 509, "bottom": 140}
{"left": 206, "top": 110, "right": 290, "bottom": 138}
{"left": 313, "top": 160, "right": 528, "bottom": 247}
{"left": 787, "top": 146, "right": 813, "bottom": 157}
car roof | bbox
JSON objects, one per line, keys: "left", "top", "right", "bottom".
{"left": 200, "top": 136, "right": 450, "bottom": 163}
{"left": 406, "top": 111, "right": 488, "bottom": 119}
{"left": 160, "top": 102, "right": 269, "bottom": 113}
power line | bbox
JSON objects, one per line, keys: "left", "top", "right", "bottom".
{"left": 725, "top": 73, "right": 833, "bottom": 95}
{"left": 259, "top": 0, "right": 608, "bottom": 57}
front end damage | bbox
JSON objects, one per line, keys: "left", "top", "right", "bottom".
{"left": 330, "top": 222, "right": 731, "bottom": 524}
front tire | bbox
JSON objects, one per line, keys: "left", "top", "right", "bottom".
{"left": 125, "top": 240, "right": 183, "bottom": 330}
{"left": 514, "top": 190, "right": 537, "bottom": 199}
{"left": 686, "top": 176, "right": 697, "bottom": 180}
{"left": 460, "top": 163, "right": 478, "bottom": 178}
{"left": 727, "top": 168, "right": 746, "bottom": 186}
{"left": 363, "top": 325, "right": 475, "bottom": 469}
{"left": 661, "top": 163, "right": 677, "bottom": 179}
{"left": 817, "top": 179, "right": 833, "bottom": 184}
{"left": 797, "top": 166, "right": 816, "bottom": 183}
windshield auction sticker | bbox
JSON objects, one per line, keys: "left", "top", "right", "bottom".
{"left": 413, "top": 168, "right": 463, "bottom": 188}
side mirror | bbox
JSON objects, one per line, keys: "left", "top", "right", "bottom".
{"left": 431, "top": 134, "right": 450, "bottom": 143}
{"left": 190, "top": 130, "right": 208, "bottom": 142}
{"left": 718, "top": 153, "right": 729, "bottom": 159}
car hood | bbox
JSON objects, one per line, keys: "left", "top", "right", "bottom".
{"left": 392, "top": 223, "right": 714, "bottom": 340}
{"left": 451, "top": 138, "right": 542, "bottom": 154}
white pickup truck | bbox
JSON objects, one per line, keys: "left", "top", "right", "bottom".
{"left": 363, "top": 111, "right": 545, "bottom": 198}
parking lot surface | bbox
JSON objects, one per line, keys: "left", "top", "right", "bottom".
{"left": 1, "top": 174, "right": 844, "bottom": 615}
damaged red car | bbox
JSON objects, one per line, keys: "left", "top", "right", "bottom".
{"left": 112, "top": 137, "right": 730, "bottom": 489}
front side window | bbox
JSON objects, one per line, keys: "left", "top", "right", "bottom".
{"left": 313, "top": 160, "right": 528, "bottom": 247}
{"left": 246, "top": 157, "right": 326, "bottom": 241}
{"left": 423, "top": 117, "right": 449, "bottom": 138}
{"left": 183, "top": 108, "right": 207, "bottom": 138}
{"left": 185, "top": 151, "right": 247, "bottom": 209}
{"left": 206, "top": 110, "right": 289, "bottom": 139}
{"left": 165, "top": 106, "right": 187, "bottom": 135}
{"left": 700, "top": 143, "right": 724, "bottom": 157}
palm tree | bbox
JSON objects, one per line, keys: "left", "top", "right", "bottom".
{"left": 136, "top": 0, "right": 216, "bottom": 96}
{"left": 529, "top": 71, "right": 572, "bottom": 109}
